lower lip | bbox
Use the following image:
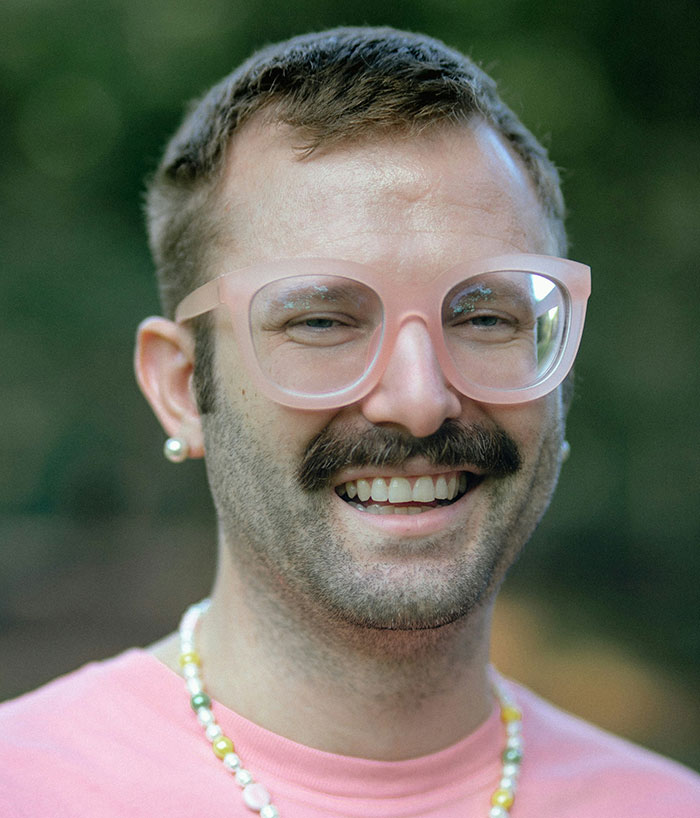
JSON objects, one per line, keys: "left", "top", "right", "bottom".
{"left": 332, "top": 486, "right": 481, "bottom": 537}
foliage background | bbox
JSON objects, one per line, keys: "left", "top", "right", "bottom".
{"left": 1, "top": 0, "right": 698, "bottom": 770}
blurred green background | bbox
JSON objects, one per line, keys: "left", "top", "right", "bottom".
{"left": 1, "top": 0, "right": 698, "bottom": 770}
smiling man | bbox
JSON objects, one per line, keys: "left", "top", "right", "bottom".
{"left": 1, "top": 26, "right": 697, "bottom": 818}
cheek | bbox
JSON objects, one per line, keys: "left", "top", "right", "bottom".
{"left": 488, "top": 393, "right": 562, "bottom": 460}
{"left": 216, "top": 341, "right": 339, "bottom": 462}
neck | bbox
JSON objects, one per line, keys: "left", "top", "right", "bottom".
{"left": 154, "top": 544, "right": 497, "bottom": 760}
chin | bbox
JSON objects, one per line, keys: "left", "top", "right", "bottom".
{"left": 301, "top": 541, "right": 503, "bottom": 633}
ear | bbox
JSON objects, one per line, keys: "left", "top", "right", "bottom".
{"left": 134, "top": 317, "right": 205, "bottom": 458}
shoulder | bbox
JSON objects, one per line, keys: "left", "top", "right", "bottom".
{"left": 0, "top": 650, "right": 168, "bottom": 758}
{"left": 0, "top": 650, "right": 200, "bottom": 817}
{"left": 0, "top": 649, "right": 169, "bottom": 731}
{"left": 508, "top": 679, "right": 700, "bottom": 817}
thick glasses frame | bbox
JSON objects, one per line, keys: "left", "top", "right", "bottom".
{"left": 175, "top": 253, "right": 591, "bottom": 409}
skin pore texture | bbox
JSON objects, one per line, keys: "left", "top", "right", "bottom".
{"left": 144, "top": 118, "right": 568, "bottom": 760}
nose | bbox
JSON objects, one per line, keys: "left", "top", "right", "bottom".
{"left": 359, "top": 319, "right": 462, "bottom": 437}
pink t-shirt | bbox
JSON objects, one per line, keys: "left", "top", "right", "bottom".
{"left": 0, "top": 650, "right": 697, "bottom": 817}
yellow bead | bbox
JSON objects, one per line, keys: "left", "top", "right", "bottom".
{"left": 178, "top": 651, "right": 201, "bottom": 667}
{"left": 500, "top": 705, "right": 522, "bottom": 724}
{"left": 213, "top": 736, "right": 235, "bottom": 759}
{"left": 491, "top": 788, "right": 514, "bottom": 809}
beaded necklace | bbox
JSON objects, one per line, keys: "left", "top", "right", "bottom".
{"left": 178, "top": 600, "right": 523, "bottom": 817}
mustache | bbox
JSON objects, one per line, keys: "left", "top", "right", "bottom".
{"left": 297, "top": 420, "right": 522, "bottom": 492}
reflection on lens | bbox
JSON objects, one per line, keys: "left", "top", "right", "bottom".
{"left": 442, "top": 271, "right": 566, "bottom": 389}
{"left": 250, "top": 275, "right": 383, "bottom": 396}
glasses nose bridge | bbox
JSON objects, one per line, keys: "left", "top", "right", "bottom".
{"left": 369, "top": 286, "right": 449, "bottom": 388}
{"left": 380, "top": 275, "right": 438, "bottom": 343}
{"left": 359, "top": 307, "right": 462, "bottom": 436}
{"left": 379, "top": 310, "right": 447, "bottom": 385}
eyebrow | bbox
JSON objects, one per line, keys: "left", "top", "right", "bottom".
{"left": 447, "top": 280, "right": 536, "bottom": 311}
{"left": 265, "top": 282, "right": 372, "bottom": 308}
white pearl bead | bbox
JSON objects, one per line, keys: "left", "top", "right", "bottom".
{"left": 223, "top": 753, "right": 241, "bottom": 771}
{"left": 206, "top": 723, "right": 223, "bottom": 741}
{"left": 502, "top": 762, "right": 520, "bottom": 778}
{"left": 260, "top": 806, "right": 279, "bottom": 818}
{"left": 235, "top": 769, "right": 254, "bottom": 787}
{"left": 180, "top": 624, "right": 196, "bottom": 640}
{"left": 187, "top": 678, "right": 203, "bottom": 696}
{"left": 489, "top": 807, "right": 508, "bottom": 818}
{"left": 197, "top": 708, "right": 214, "bottom": 726}
{"left": 499, "top": 776, "right": 516, "bottom": 791}
{"left": 243, "top": 782, "right": 271, "bottom": 810}
{"left": 183, "top": 663, "right": 199, "bottom": 679}
{"left": 506, "top": 721, "right": 521, "bottom": 736}
{"left": 506, "top": 735, "right": 522, "bottom": 750}
{"left": 181, "top": 606, "right": 200, "bottom": 628}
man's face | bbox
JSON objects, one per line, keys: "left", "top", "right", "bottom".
{"left": 200, "top": 119, "right": 566, "bottom": 630}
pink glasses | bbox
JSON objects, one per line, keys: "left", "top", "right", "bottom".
{"left": 175, "top": 253, "right": 591, "bottom": 409}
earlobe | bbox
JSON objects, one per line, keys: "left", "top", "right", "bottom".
{"left": 134, "top": 317, "right": 205, "bottom": 458}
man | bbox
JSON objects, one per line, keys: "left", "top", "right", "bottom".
{"left": 1, "top": 27, "right": 697, "bottom": 818}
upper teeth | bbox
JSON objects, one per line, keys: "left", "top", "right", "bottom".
{"left": 341, "top": 473, "right": 467, "bottom": 504}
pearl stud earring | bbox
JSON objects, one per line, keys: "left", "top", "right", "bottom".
{"left": 561, "top": 440, "right": 571, "bottom": 462}
{"left": 164, "top": 437, "right": 189, "bottom": 463}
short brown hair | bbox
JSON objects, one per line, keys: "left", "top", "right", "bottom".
{"left": 145, "top": 26, "right": 567, "bottom": 411}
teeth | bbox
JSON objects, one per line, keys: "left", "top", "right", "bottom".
{"left": 447, "top": 475, "right": 457, "bottom": 500}
{"left": 341, "top": 472, "right": 474, "bottom": 507}
{"left": 370, "top": 478, "right": 389, "bottom": 502}
{"left": 349, "top": 502, "right": 434, "bottom": 515}
{"left": 412, "top": 476, "right": 436, "bottom": 503}
{"left": 434, "top": 475, "right": 448, "bottom": 500}
{"left": 356, "top": 479, "right": 371, "bottom": 502}
{"left": 388, "top": 477, "right": 412, "bottom": 503}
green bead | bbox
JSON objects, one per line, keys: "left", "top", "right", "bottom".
{"left": 190, "top": 692, "right": 211, "bottom": 711}
{"left": 502, "top": 746, "right": 523, "bottom": 764}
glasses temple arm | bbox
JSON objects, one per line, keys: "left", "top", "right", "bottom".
{"left": 174, "top": 278, "right": 222, "bottom": 323}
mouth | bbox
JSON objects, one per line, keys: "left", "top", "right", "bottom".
{"left": 334, "top": 470, "right": 484, "bottom": 515}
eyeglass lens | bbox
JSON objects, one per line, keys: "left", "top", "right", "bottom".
{"left": 249, "top": 272, "right": 566, "bottom": 398}
{"left": 442, "top": 272, "right": 565, "bottom": 391}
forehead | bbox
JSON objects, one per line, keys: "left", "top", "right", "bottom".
{"left": 212, "top": 118, "right": 554, "bottom": 277}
